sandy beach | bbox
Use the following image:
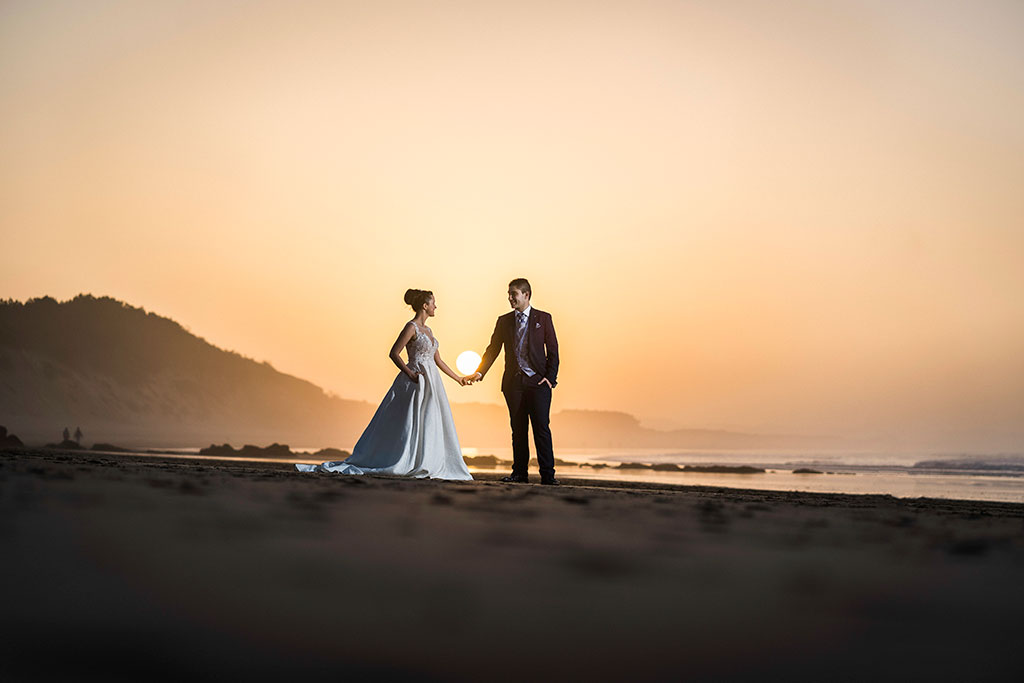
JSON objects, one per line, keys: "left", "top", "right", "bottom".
{"left": 2, "top": 448, "right": 1023, "bottom": 682}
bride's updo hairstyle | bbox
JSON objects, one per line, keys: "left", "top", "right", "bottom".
{"left": 404, "top": 288, "right": 433, "bottom": 312}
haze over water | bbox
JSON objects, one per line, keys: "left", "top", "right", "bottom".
{"left": 3, "top": 1, "right": 1023, "bottom": 452}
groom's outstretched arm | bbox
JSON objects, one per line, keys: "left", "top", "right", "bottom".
{"left": 475, "top": 317, "right": 503, "bottom": 379}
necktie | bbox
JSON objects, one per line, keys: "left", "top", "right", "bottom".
{"left": 515, "top": 311, "right": 527, "bottom": 365}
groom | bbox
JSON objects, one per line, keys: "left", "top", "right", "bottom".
{"left": 469, "top": 278, "right": 560, "bottom": 485}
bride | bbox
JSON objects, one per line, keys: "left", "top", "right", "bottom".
{"left": 295, "top": 289, "right": 473, "bottom": 481}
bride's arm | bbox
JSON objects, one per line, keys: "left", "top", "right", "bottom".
{"left": 434, "top": 350, "right": 466, "bottom": 384}
{"left": 390, "top": 323, "right": 420, "bottom": 381}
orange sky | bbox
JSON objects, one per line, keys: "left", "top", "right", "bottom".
{"left": 3, "top": 0, "right": 1023, "bottom": 450}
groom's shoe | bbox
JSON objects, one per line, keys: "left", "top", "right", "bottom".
{"left": 541, "top": 478, "right": 560, "bottom": 486}
{"left": 501, "top": 474, "right": 529, "bottom": 483}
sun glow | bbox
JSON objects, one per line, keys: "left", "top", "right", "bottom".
{"left": 456, "top": 351, "right": 481, "bottom": 376}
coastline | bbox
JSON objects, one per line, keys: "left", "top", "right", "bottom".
{"left": 3, "top": 447, "right": 1024, "bottom": 681}
{"left": 20, "top": 444, "right": 1024, "bottom": 504}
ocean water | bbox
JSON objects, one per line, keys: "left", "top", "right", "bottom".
{"left": 463, "top": 447, "right": 1024, "bottom": 504}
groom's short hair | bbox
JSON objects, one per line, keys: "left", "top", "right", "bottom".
{"left": 509, "top": 278, "right": 531, "bottom": 298}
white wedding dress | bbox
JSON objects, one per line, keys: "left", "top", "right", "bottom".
{"left": 295, "top": 325, "right": 472, "bottom": 481}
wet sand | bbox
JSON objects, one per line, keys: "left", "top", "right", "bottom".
{"left": 2, "top": 448, "right": 1023, "bottom": 681}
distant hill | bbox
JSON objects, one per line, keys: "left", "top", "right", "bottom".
{"left": 0, "top": 295, "right": 375, "bottom": 446}
{"left": 451, "top": 403, "right": 834, "bottom": 451}
{"left": 1, "top": 295, "right": 836, "bottom": 450}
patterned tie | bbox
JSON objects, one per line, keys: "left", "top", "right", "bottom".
{"left": 515, "top": 311, "right": 528, "bottom": 369}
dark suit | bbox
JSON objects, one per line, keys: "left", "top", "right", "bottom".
{"left": 476, "top": 307, "right": 559, "bottom": 479}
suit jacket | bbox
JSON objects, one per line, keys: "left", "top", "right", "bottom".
{"left": 477, "top": 308, "right": 559, "bottom": 392}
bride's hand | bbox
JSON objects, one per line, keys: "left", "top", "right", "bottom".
{"left": 407, "top": 370, "right": 421, "bottom": 383}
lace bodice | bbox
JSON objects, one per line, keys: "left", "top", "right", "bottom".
{"left": 406, "top": 327, "right": 438, "bottom": 371}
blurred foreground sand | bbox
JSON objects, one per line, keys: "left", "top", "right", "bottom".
{"left": 2, "top": 449, "right": 1023, "bottom": 681}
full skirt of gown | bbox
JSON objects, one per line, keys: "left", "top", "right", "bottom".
{"left": 295, "top": 352, "right": 472, "bottom": 481}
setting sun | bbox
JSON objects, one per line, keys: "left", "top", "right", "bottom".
{"left": 456, "top": 351, "right": 481, "bottom": 376}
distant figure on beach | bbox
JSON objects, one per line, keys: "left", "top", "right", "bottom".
{"left": 467, "top": 278, "right": 560, "bottom": 485}
{"left": 295, "top": 289, "right": 473, "bottom": 480}
{"left": 62, "top": 427, "right": 70, "bottom": 441}
{"left": 74, "top": 427, "right": 82, "bottom": 443}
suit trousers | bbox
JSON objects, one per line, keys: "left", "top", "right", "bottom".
{"left": 503, "top": 373, "right": 554, "bottom": 478}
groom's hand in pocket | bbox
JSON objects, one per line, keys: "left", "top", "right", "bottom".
{"left": 538, "top": 378, "right": 553, "bottom": 389}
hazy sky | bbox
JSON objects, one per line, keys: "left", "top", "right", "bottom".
{"left": 3, "top": 0, "right": 1023, "bottom": 449}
